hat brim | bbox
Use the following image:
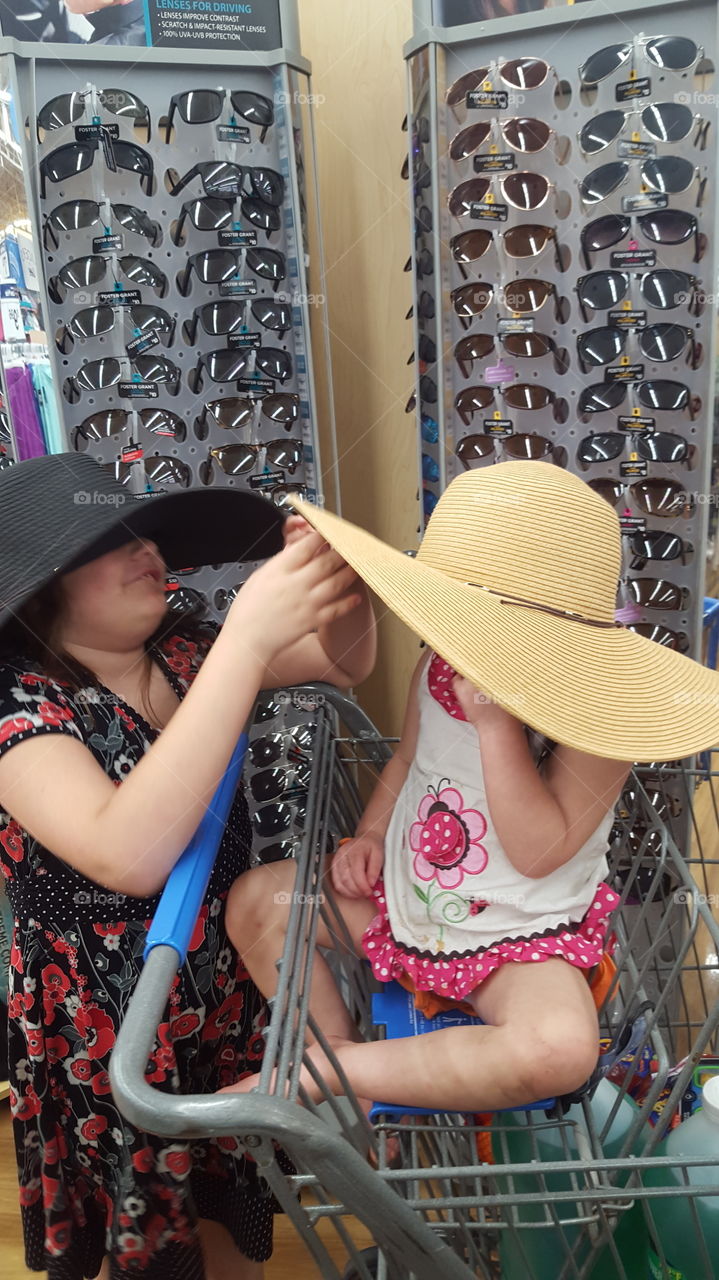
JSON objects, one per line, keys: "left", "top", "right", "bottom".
{"left": 293, "top": 498, "right": 719, "bottom": 762}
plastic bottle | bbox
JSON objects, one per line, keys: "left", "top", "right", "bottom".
{"left": 645, "top": 1074, "right": 719, "bottom": 1279}
{"left": 495, "top": 1079, "right": 647, "bottom": 1279}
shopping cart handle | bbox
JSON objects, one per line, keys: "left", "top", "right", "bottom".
{"left": 143, "top": 734, "right": 248, "bottom": 964}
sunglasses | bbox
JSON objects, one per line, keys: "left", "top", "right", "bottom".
{"left": 253, "top": 798, "right": 307, "bottom": 839}
{"left": 199, "top": 440, "right": 303, "bottom": 483}
{"left": 174, "top": 196, "right": 281, "bottom": 246}
{"left": 626, "top": 529, "right": 693, "bottom": 571}
{"left": 58, "top": 305, "right": 176, "bottom": 354}
{"left": 575, "top": 269, "right": 702, "bottom": 322}
{"left": 178, "top": 246, "right": 287, "bottom": 296}
{"left": 408, "top": 334, "right": 438, "bottom": 366}
{"left": 449, "top": 172, "right": 554, "bottom": 216}
{"left": 446, "top": 58, "right": 551, "bottom": 107}
{"left": 579, "top": 379, "right": 698, "bottom": 419}
{"left": 115, "top": 455, "right": 193, "bottom": 489}
{"left": 451, "top": 224, "right": 561, "bottom": 273}
{"left": 37, "top": 88, "right": 150, "bottom": 141}
{"left": 248, "top": 727, "right": 315, "bottom": 770}
{"left": 450, "top": 278, "right": 560, "bottom": 325}
{"left": 49, "top": 254, "right": 167, "bottom": 303}
{"left": 622, "top": 577, "right": 690, "bottom": 611}
{"left": 626, "top": 622, "right": 690, "bottom": 653}
{"left": 579, "top": 36, "right": 703, "bottom": 87}
{"left": 581, "top": 211, "right": 704, "bottom": 270}
{"left": 73, "top": 407, "right": 186, "bottom": 449}
{"left": 191, "top": 347, "right": 292, "bottom": 390}
{"left": 43, "top": 200, "right": 160, "bottom": 251}
{"left": 39, "top": 139, "right": 153, "bottom": 199}
{"left": 197, "top": 393, "right": 300, "bottom": 435}
{"left": 170, "top": 162, "right": 285, "bottom": 206}
{"left": 588, "top": 476, "right": 693, "bottom": 519}
{"left": 165, "top": 89, "right": 274, "bottom": 144}
{"left": 578, "top": 101, "right": 710, "bottom": 156}
{"left": 449, "top": 117, "right": 556, "bottom": 160}
{"left": 456, "top": 431, "right": 562, "bottom": 467}
{"left": 164, "top": 584, "right": 207, "bottom": 613}
{"left": 579, "top": 159, "right": 705, "bottom": 208}
{"left": 455, "top": 383, "right": 567, "bottom": 426}
{"left": 455, "top": 331, "right": 567, "bottom": 378}
{"left": 577, "top": 431, "right": 695, "bottom": 470}
{"left": 64, "top": 355, "right": 181, "bottom": 399}
{"left": 576, "top": 323, "right": 700, "bottom": 374}
{"left": 249, "top": 764, "right": 312, "bottom": 805}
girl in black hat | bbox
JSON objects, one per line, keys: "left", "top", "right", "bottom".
{"left": 0, "top": 454, "right": 376, "bottom": 1280}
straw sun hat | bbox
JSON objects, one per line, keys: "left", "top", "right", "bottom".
{"left": 293, "top": 461, "right": 719, "bottom": 761}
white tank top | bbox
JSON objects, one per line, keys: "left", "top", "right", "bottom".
{"left": 382, "top": 655, "right": 615, "bottom": 958}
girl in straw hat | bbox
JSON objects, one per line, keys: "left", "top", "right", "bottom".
{"left": 225, "top": 460, "right": 719, "bottom": 1114}
{"left": 0, "top": 454, "right": 375, "bottom": 1280}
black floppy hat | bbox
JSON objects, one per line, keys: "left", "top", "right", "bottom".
{"left": 0, "top": 453, "right": 285, "bottom": 630}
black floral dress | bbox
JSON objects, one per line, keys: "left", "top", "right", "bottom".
{"left": 0, "top": 632, "right": 277, "bottom": 1278}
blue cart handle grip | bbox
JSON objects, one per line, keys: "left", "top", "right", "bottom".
{"left": 144, "top": 734, "right": 248, "bottom": 964}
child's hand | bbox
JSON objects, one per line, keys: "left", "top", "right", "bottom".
{"left": 331, "top": 833, "right": 384, "bottom": 899}
{"left": 283, "top": 514, "right": 314, "bottom": 547}
{"left": 227, "top": 532, "right": 361, "bottom": 663}
{"left": 452, "top": 675, "right": 518, "bottom": 730}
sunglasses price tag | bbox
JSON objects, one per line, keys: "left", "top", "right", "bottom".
{"left": 236, "top": 378, "right": 276, "bottom": 397}
{"left": 498, "top": 317, "right": 535, "bottom": 335}
{"left": 619, "top": 513, "right": 646, "bottom": 535}
{"left": 618, "top": 414, "right": 655, "bottom": 432}
{"left": 75, "top": 123, "right": 120, "bottom": 142}
{"left": 606, "top": 363, "right": 645, "bottom": 383}
{"left": 228, "top": 332, "right": 262, "bottom": 349}
{"left": 216, "top": 124, "right": 251, "bottom": 144}
{"left": 618, "top": 139, "right": 656, "bottom": 160}
{"left": 467, "top": 89, "right": 508, "bottom": 110}
{"left": 219, "top": 279, "right": 257, "bottom": 296}
{"left": 616, "top": 77, "right": 652, "bottom": 102}
{"left": 93, "top": 234, "right": 124, "bottom": 254}
{"left": 609, "top": 310, "right": 648, "bottom": 330}
{"left": 165, "top": 579, "right": 180, "bottom": 592}
{"left": 218, "top": 229, "right": 258, "bottom": 248}
{"left": 620, "top": 457, "right": 648, "bottom": 478}
{"left": 126, "top": 331, "right": 160, "bottom": 358}
{"left": 470, "top": 201, "right": 508, "bottom": 222}
{"left": 119, "top": 381, "right": 159, "bottom": 400}
{"left": 121, "top": 444, "right": 144, "bottom": 463}
{"left": 483, "top": 416, "right": 513, "bottom": 436}
{"left": 622, "top": 192, "right": 668, "bottom": 214}
{"left": 249, "top": 471, "right": 285, "bottom": 490}
{"left": 474, "top": 152, "right": 516, "bottom": 173}
{"left": 98, "top": 289, "right": 142, "bottom": 307}
{"left": 610, "top": 249, "right": 656, "bottom": 269}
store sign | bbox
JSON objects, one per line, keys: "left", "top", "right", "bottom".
{"left": 0, "top": 0, "right": 282, "bottom": 51}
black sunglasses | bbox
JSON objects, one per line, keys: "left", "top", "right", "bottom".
{"left": 626, "top": 529, "right": 693, "bottom": 572}
{"left": 64, "top": 355, "right": 181, "bottom": 400}
{"left": 177, "top": 246, "right": 286, "bottom": 296}
{"left": 170, "top": 162, "right": 284, "bottom": 206}
{"left": 576, "top": 323, "right": 700, "bottom": 374}
{"left": 579, "top": 36, "right": 703, "bottom": 87}
{"left": 575, "top": 269, "right": 702, "bottom": 322}
{"left": 190, "top": 347, "right": 292, "bottom": 391}
{"left": 37, "top": 88, "right": 151, "bottom": 141}
{"left": 72, "top": 407, "right": 186, "bottom": 449}
{"left": 579, "top": 379, "right": 698, "bottom": 419}
{"left": 48, "top": 255, "right": 168, "bottom": 305}
{"left": 165, "top": 89, "right": 274, "bottom": 144}
{"left": 581, "top": 210, "right": 703, "bottom": 270}
{"left": 577, "top": 430, "right": 694, "bottom": 470}
{"left": 248, "top": 727, "right": 315, "bottom": 769}
{"left": 43, "top": 200, "right": 160, "bottom": 251}
{"left": 579, "top": 101, "right": 710, "bottom": 155}
{"left": 58, "top": 304, "right": 176, "bottom": 354}
{"left": 115, "top": 456, "right": 193, "bottom": 489}
{"left": 39, "top": 139, "right": 153, "bottom": 199}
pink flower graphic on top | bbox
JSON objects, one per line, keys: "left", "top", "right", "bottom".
{"left": 410, "top": 782, "right": 488, "bottom": 889}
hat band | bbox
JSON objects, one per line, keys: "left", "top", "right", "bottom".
{"left": 466, "top": 582, "right": 622, "bottom": 630}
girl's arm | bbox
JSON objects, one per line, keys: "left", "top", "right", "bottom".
{"left": 0, "top": 535, "right": 359, "bottom": 898}
{"left": 260, "top": 516, "right": 376, "bottom": 691}
{"left": 452, "top": 677, "right": 630, "bottom": 880}
{"left": 331, "top": 649, "right": 427, "bottom": 898}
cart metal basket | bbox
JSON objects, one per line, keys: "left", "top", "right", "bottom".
{"left": 110, "top": 686, "right": 719, "bottom": 1280}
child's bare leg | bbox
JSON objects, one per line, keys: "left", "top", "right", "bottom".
{"left": 300, "top": 959, "right": 599, "bottom": 1113}
{"left": 225, "top": 861, "right": 376, "bottom": 1049}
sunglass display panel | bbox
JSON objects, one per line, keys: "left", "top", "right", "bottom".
{"left": 404, "top": 0, "right": 717, "bottom": 690}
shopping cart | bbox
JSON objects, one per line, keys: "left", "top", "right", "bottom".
{"left": 110, "top": 686, "right": 719, "bottom": 1280}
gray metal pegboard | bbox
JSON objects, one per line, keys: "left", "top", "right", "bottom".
{"left": 404, "top": 0, "right": 718, "bottom": 678}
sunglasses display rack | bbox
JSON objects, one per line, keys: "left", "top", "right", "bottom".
{"left": 404, "top": 0, "right": 719, "bottom": 860}
{"left": 0, "top": 9, "right": 336, "bottom": 864}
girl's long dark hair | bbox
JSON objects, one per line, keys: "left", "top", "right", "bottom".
{"left": 0, "top": 576, "right": 211, "bottom": 725}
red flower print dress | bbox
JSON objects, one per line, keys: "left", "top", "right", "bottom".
{"left": 0, "top": 631, "right": 282, "bottom": 1279}
{"left": 362, "top": 653, "right": 620, "bottom": 1000}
